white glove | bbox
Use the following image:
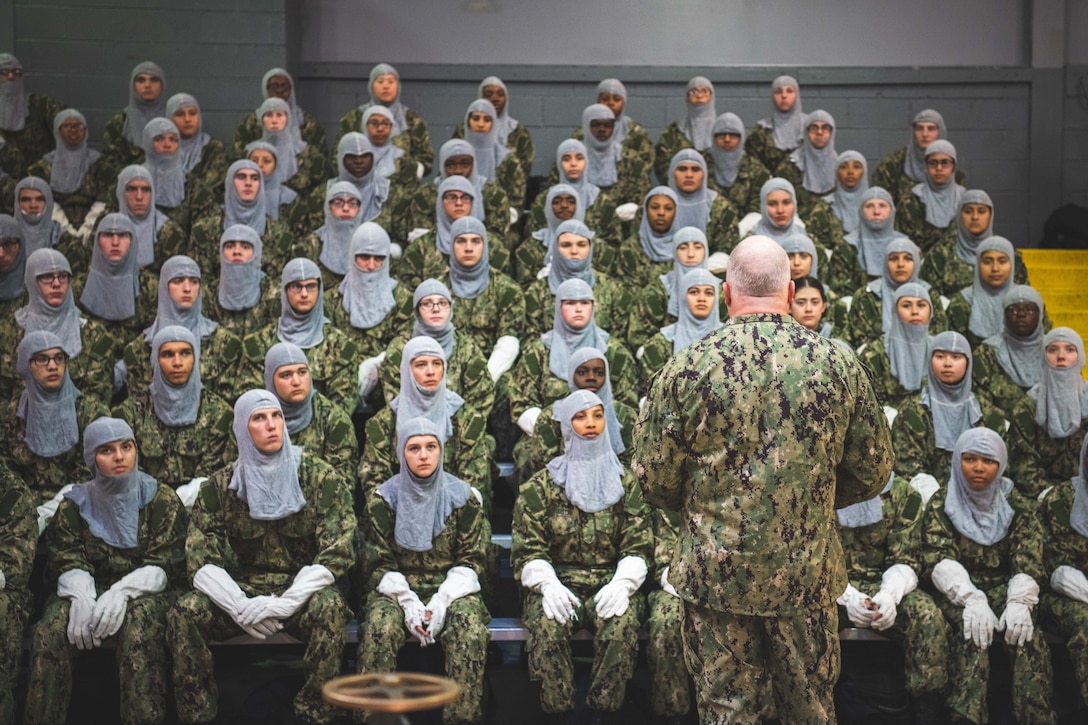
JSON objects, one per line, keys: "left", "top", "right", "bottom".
{"left": 113, "top": 359, "right": 127, "bottom": 395}
{"left": 175, "top": 477, "right": 207, "bottom": 508}
{"left": 1051, "top": 565, "right": 1088, "bottom": 605}
{"left": 536, "top": 263, "right": 551, "bottom": 280}
{"left": 425, "top": 566, "right": 481, "bottom": 643}
{"left": 883, "top": 405, "right": 898, "bottom": 428}
{"left": 738, "top": 211, "right": 763, "bottom": 238}
{"left": 0, "top": 570, "right": 5, "bottom": 591}
{"left": 706, "top": 251, "right": 729, "bottom": 275}
{"left": 193, "top": 564, "right": 283, "bottom": 640}
{"left": 933, "top": 559, "right": 998, "bottom": 649}
{"left": 870, "top": 564, "right": 918, "bottom": 631}
{"left": 522, "top": 559, "right": 580, "bottom": 625}
{"left": 91, "top": 565, "right": 168, "bottom": 640}
{"left": 377, "top": 571, "right": 430, "bottom": 644}
{"left": 638, "top": 396, "right": 647, "bottom": 415}
{"left": 909, "top": 473, "right": 940, "bottom": 506}
{"left": 389, "top": 242, "right": 403, "bottom": 259}
{"left": 416, "top": 162, "right": 425, "bottom": 180}
{"left": 407, "top": 228, "right": 430, "bottom": 244}
{"left": 595, "top": 556, "right": 647, "bottom": 619}
{"left": 357, "top": 352, "right": 386, "bottom": 401}
{"left": 659, "top": 566, "right": 678, "bottom": 597}
{"left": 75, "top": 201, "right": 107, "bottom": 242}
{"left": 487, "top": 336, "right": 520, "bottom": 382}
{"left": 509, "top": 207, "right": 519, "bottom": 224}
{"left": 237, "top": 564, "right": 335, "bottom": 626}
{"left": 51, "top": 204, "right": 78, "bottom": 238}
{"left": 517, "top": 407, "right": 542, "bottom": 436}
{"left": 615, "top": 202, "right": 638, "bottom": 222}
{"left": 36, "top": 484, "right": 75, "bottom": 537}
{"left": 58, "top": 569, "right": 99, "bottom": 650}
{"left": 837, "top": 584, "right": 876, "bottom": 628}
{"left": 999, "top": 573, "right": 1039, "bottom": 647}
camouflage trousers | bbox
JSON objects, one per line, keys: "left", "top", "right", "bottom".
{"left": 25, "top": 593, "right": 171, "bottom": 725}
{"left": 1040, "top": 592, "right": 1088, "bottom": 708}
{"left": 646, "top": 590, "right": 691, "bottom": 717}
{"left": 936, "top": 583, "right": 1056, "bottom": 725}
{"left": 680, "top": 600, "right": 840, "bottom": 725}
{"left": 357, "top": 593, "right": 491, "bottom": 724}
{"left": 523, "top": 588, "right": 646, "bottom": 714}
{"left": 167, "top": 587, "right": 350, "bottom": 724}
{"left": 0, "top": 590, "right": 30, "bottom": 725}
{"left": 838, "top": 588, "right": 950, "bottom": 697}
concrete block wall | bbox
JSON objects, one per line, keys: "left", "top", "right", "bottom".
{"left": 1063, "top": 66, "right": 1088, "bottom": 208}
{"left": 8, "top": 0, "right": 288, "bottom": 146}
{"left": 301, "top": 72, "right": 1035, "bottom": 245}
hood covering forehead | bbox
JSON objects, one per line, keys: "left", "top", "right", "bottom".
{"left": 263, "top": 341, "right": 314, "bottom": 435}
{"left": 546, "top": 389, "right": 625, "bottom": 513}
{"left": 317, "top": 179, "right": 364, "bottom": 276}
{"left": 116, "top": 164, "right": 165, "bottom": 267}
{"left": 791, "top": 109, "right": 838, "bottom": 195}
{"left": 884, "top": 282, "right": 932, "bottom": 391}
{"left": 464, "top": 98, "right": 508, "bottom": 181}
{"left": 144, "top": 254, "right": 217, "bottom": 345}
{"left": 762, "top": 74, "right": 805, "bottom": 151}
{"left": 922, "top": 331, "right": 982, "bottom": 451}
{"left": 229, "top": 389, "right": 306, "bottom": 521}
{"left": 141, "top": 116, "right": 184, "bottom": 208}
{"left": 339, "top": 221, "right": 398, "bottom": 329}
{"left": 546, "top": 278, "right": 608, "bottom": 379}
{"left": 0, "top": 53, "right": 28, "bottom": 132}
{"left": 566, "top": 346, "right": 625, "bottom": 457}
{"left": 1029, "top": 327, "right": 1088, "bottom": 439}
{"left": 149, "top": 324, "right": 203, "bottom": 427}
{"left": 218, "top": 224, "right": 264, "bottom": 311}
{"left": 967, "top": 236, "right": 1016, "bottom": 340}
{"left": 679, "top": 75, "right": 716, "bottom": 151}
{"left": 944, "top": 427, "right": 1014, "bottom": 546}
{"left": 448, "top": 215, "right": 490, "bottom": 300}
{"left": 224, "top": 158, "right": 268, "bottom": 235}
{"left": 548, "top": 218, "right": 596, "bottom": 294}
{"left": 954, "top": 189, "right": 994, "bottom": 265}
{"left": 846, "top": 185, "right": 908, "bottom": 277}
{"left": 905, "top": 108, "right": 948, "bottom": 183}
{"left": 122, "top": 61, "right": 167, "bottom": 147}
{"left": 47, "top": 109, "right": 102, "bottom": 194}
{"left": 912, "top": 139, "right": 963, "bottom": 228}
{"left": 638, "top": 185, "right": 681, "bottom": 262}
{"left": 0, "top": 213, "right": 26, "bottom": 301}
{"left": 824, "top": 149, "right": 868, "bottom": 234}
{"left": 16, "top": 329, "right": 81, "bottom": 458}
{"left": 667, "top": 148, "right": 717, "bottom": 231}
{"left": 14, "top": 176, "right": 60, "bottom": 254}
{"left": 278, "top": 257, "right": 327, "bottom": 349}
{"left": 80, "top": 213, "right": 140, "bottom": 320}
{"left": 391, "top": 336, "right": 464, "bottom": 444}
{"left": 662, "top": 267, "right": 722, "bottom": 354}
{"left": 708, "top": 112, "right": 746, "bottom": 188}
{"left": 15, "top": 247, "right": 81, "bottom": 356}
{"left": 165, "top": 92, "right": 210, "bottom": 173}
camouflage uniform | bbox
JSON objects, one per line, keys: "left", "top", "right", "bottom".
{"left": 240, "top": 323, "right": 360, "bottom": 412}
{"left": 871, "top": 147, "right": 967, "bottom": 207}
{"left": 654, "top": 123, "right": 702, "bottom": 186}
{"left": 632, "top": 312, "right": 893, "bottom": 724}
{"left": 168, "top": 453, "right": 355, "bottom": 725}
{"left": 0, "top": 465, "right": 37, "bottom": 725}
{"left": 397, "top": 229, "right": 512, "bottom": 293}
{"left": 357, "top": 488, "right": 492, "bottom": 725}
{"left": 27, "top": 154, "right": 114, "bottom": 230}
{"left": 298, "top": 177, "right": 409, "bottom": 247}
{"left": 100, "top": 111, "right": 150, "bottom": 180}
{"left": 0, "top": 392, "right": 108, "bottom": 503}
{"left": 26, "top": 484, "right": 187, "bottom": 725}
{"left": 233, "top": 110, "right": 329, "bottom": 166}
{"left": 358, "top": 406, "right": 492, "bottom": 505}
{"left": 454, "top": 117, "right": 536, "bottom": 180}
{"left": 646, "top": 508, "right": 692, "bottom": 719}
{"left": 1006, "top": 395, "right": 1088, "bottom": 495}
{"left": 202, "top": 277, "right": 280, "bottom": 339}
{"left": 921, "top": 487, "right": 1056, "bottom": 725}
{"left": 890, "top": 393, "right": 1009, "bottom": 483}
{"left": 522, "top": 272, "right": 633, "bottom": 342}
{"left": 838, "top": 477, "right": 951, "bottom": 699}
{"left": 380, "top": 332, "right": 495, "bottom": 419}
{"left": 511, "top": 398, "right": 637, "bottom": 490}
{"left": 112, "top": 388, "right": 235, "bottom": 490}
{"left": 123, "top": 324, "right": 244, "bottom": 404}
{"left": 743, "top": 125, "right": 796, "bottom": 180}
{"left": 180, "top": 211, "right": 297, "bottom": 287}
{"left": 842, "top": 282, "right": 947, "bottom": 351}
{"left": 795, "top": 197, "right": 847, "bottom": 257}
{"left": 403, "top": 182, "right": 512, "bottom": 271}
{"left": 571, "top": 119, "right": 655, "bottom": 172}
{"left": 522, "top": 197, "right": 623, "bottom": 285}
{"left": 324, "top": 283, "right": 415, "bottom": 360}
{"left": 3, "top": 93, "right": 64, "bottom": 166}
{"left": 336, "top": 106, "right": 434, "bottom": 177}
{"left": 437, "top": 267, "right": 525, "bottom": 352}
{"left": 895, "top": 190, "right": 957, "bottom": 254}
{"left": 546, "top": 143, "right": 652, "bottom": 212}
{"left": 508, "top": 337, "right": 639, "bottom": 422}
{"left": 511, "top": 469, "right": 652, "bottom": 714}
{"left": 636, "top": 330, "right": 689, "bottom": 398}
{"left": 0, "top": 172, "right": 17, "bottom": 215}
{"left": 945, "top": 291, "right": 1052, "bottom": 351}
{"left": 971, "top": 342, "right": 1034, "bottom": 418}
{"left": 919, "top": 236, "right": 1030, "bottom": 299}
{"left": 701, "top": 151, "right": 772, "bottom": 216}
{"left": 290, "top": 391, "right": 359, "bottom": 474}
{"left": 1038, "top": 480, "right": 1088, "bottom": 709}
{"left": 855, "top": 338, "right": 925, "bottom": 412}
{"left": 237, "top": 131, "right": 328, "bottom": 200}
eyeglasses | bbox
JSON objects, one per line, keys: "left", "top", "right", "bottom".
{"left": 355, "top": 254, "right": 386, "bottom": 263}
{"left": 366, "top": 119, "right": 394, "bottom": 130}
{"left": 418, "top": 300, "right": 451, "bottom": 311}
{"left": 0, "top": 239, "right": 20, "bottom": 252}
{"left": 30, "top": 352, "right": 68, "bottom": 367}
{"left": 808, "top": 123, "right": 833, "bottom": 133}
{"left": 286, "top": 281, "right": 320, "bottom": 294}
{"left": 36, "top": 272, "right": 71, "bottom": 284}
{"left": 59, "top": 122, "right": 86, "bottom": 132}
{"left": 0, "top": 68, "right": 23, "bottom": 80}
{"left": 442, "top": 193, "right": 473, "bottom": 204}
{"left": 329, "top": 198, "right": 362, "bottom": 210}
{"left": 687, "top": 87, "right": 712, "bottom": 98}
{"left": 927, "top": 158, "right": 954, "bottom": 169}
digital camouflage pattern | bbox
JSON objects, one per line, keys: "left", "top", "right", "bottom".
{"left": 508, "top": 336, "right": 639, "bottom": 422}
{"left": 323, "top": 282, "right": 415, "bottom": 361}
{"left": 547, "top": 140, "right": 652, "bottom": 212}
{"left": 0, "top": 465, "right": 37, "bottom": 725}
{"left": 240, "top": 322, "right": 360, "bottom": 412}
{"left": 890, "top": 393, "right": 1009, "bottom": 483}
{"left": 944, "top": 289, "right": 1052, "bottom": 351}
{"left": 233, "top": 109, "right": 330, "bottom": 164}
{"left": 2, "top": 93, "right": 62, "bottom": 167}
{"left": 397, "top": 229, "right": 512, "bottom": 291}
{"left": 336, "top": 106, "right": 434, "bottom": 177}
{"left": 1006, "top": 395, "right": 1088, "bottom": 495}
{"left": 358, "top": 488, "right": 491, "bottom": 724}
{"left": 895, "top": 190, "right": 957, "bottom": 254}
{"left": 511, "top": 469, "right": 652, "bottom": 714}
{"left": 179, "top": 210, "right": 298, "bottom": 287}
{"left": 113, "top": 388, "right": 235, "bottom": 490}
{"left": 453, "top": 118, "right": 536, "bottom": 181}
{"left": 124, "top": 324, "right": 244, "bottom": 404}
{"left": 971, "top": 342, "right": 1034, "bottom": 418}
{"left": 27, "top": 154, "right": 114, "bottom": 230}
{"left": 870, "top": 147, "right": 967, "bottom": 208}
{"left": 437, "top": 267, "right": 525, "bottom": 351}
{"left": 170, "top": 453, "right": 355, "bottom": 724}
{"left": 743, "top": 125, "right": 796, "bottom": 180}
{"left": 625, "top": 273, "right": 729, "bottom": 352}
{"left": 571, "top": 120, "right": 656, "bottom": 173}
{"left": 289, "top": 391, "right": 358, "bottom": 474}
{"left": 405, "top": 180, "right": 512, "bottom": 251}
{"left": 647, "top": 508, "right": 691, "bottom": 718}
{"left": 854, "top": 338, "right": 925, "bottom": 412}
{"left": 0, "top": 392, "right": 108, "bottom": 503}
{"left": 701, "top": 151, "right": 773, "bottom": 216}
{"left": 26, "top": 484, "right": 186, "bottom": 725}
{"left": 297, "top": 176, "right": 409, "bottom": 247}
{"left": 918, "top": 232, "right": 1030, "bottom": 299}
{"left": 842, "top": 283, "right": 947, "bottom": 351}
{"left": 634, "top": 312, "right": 893, "bottom": 615}
{"left": 1038, "top": 480, "right": 1088, "bottom": 708}
{"left": 380, "top": 331, "right": 495, "bottom": 418}
{"left": 838, "top": 477, "right": 950, "bottom": 698}
{"left": 922, "top": 486, "right": 1055, "bottom": 725}
{"left": 521, "top": 272, "right": 633, "bottom": 342}
{"left": 202, "top": 277, "right": 280, "bottom": 338}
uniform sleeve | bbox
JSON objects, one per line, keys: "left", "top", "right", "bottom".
{"left": 142, "top": 486, "right": 189, "bottom": 586}
{"left": 510, "top": 472, "right": 551, "bottom": 577}
{"left": 310, "top": 457, "right": 357, "bottom": 579}
{"left": 45, "top": 499, "right": 95, "bottom": 582}
{"left": 1008, "top": 492, "right": 1045, "bottom": 581}
{"left": 883, "top": 479, "right": 926, "bottom": 575}
{"left": 617, "top": 475, "right": 654, "bottom": 565}
{"left": 833, "top": 358, "right": 894, "bottom": 509}
{"left": 0, "top": 471, "right": 39, "bottom": 590}
{"left": 651, "top": 508, "right": 681, "bottom": 578}
{"left": 452, "top": 493, "right": 491, "bottom": 580}
{"left": 362, "top": 492, "right": 399, "bottom": 591}
{"left": 920, "top": 493, "right": 960, "bottom": 581}
{"left": 632, "top": 357, "right": 689, "bottom": 513}
{"left": 890, "top": 398, "right": 936, "bottom": 479}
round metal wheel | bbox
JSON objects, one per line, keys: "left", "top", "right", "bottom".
{"left": 322, "top": 672, "right": 461, "bottom": 713}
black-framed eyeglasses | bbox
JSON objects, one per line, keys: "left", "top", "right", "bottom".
{"left": 36, "top": 272, "right": 71, "bottom": 284}
{"left": 30, "top": 352, "right": 68, "bottom": 367}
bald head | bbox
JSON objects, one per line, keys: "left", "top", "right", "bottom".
{"left": 723, "top": 235, "right": 793, "bottom": 316}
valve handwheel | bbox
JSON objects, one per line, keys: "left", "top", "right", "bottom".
{"left": 323, "top": 672, "right": 461, "bottom": 713}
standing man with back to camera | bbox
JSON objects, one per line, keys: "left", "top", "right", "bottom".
{"left": 633, "top": 235, "right": 893, "bottom": 724}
